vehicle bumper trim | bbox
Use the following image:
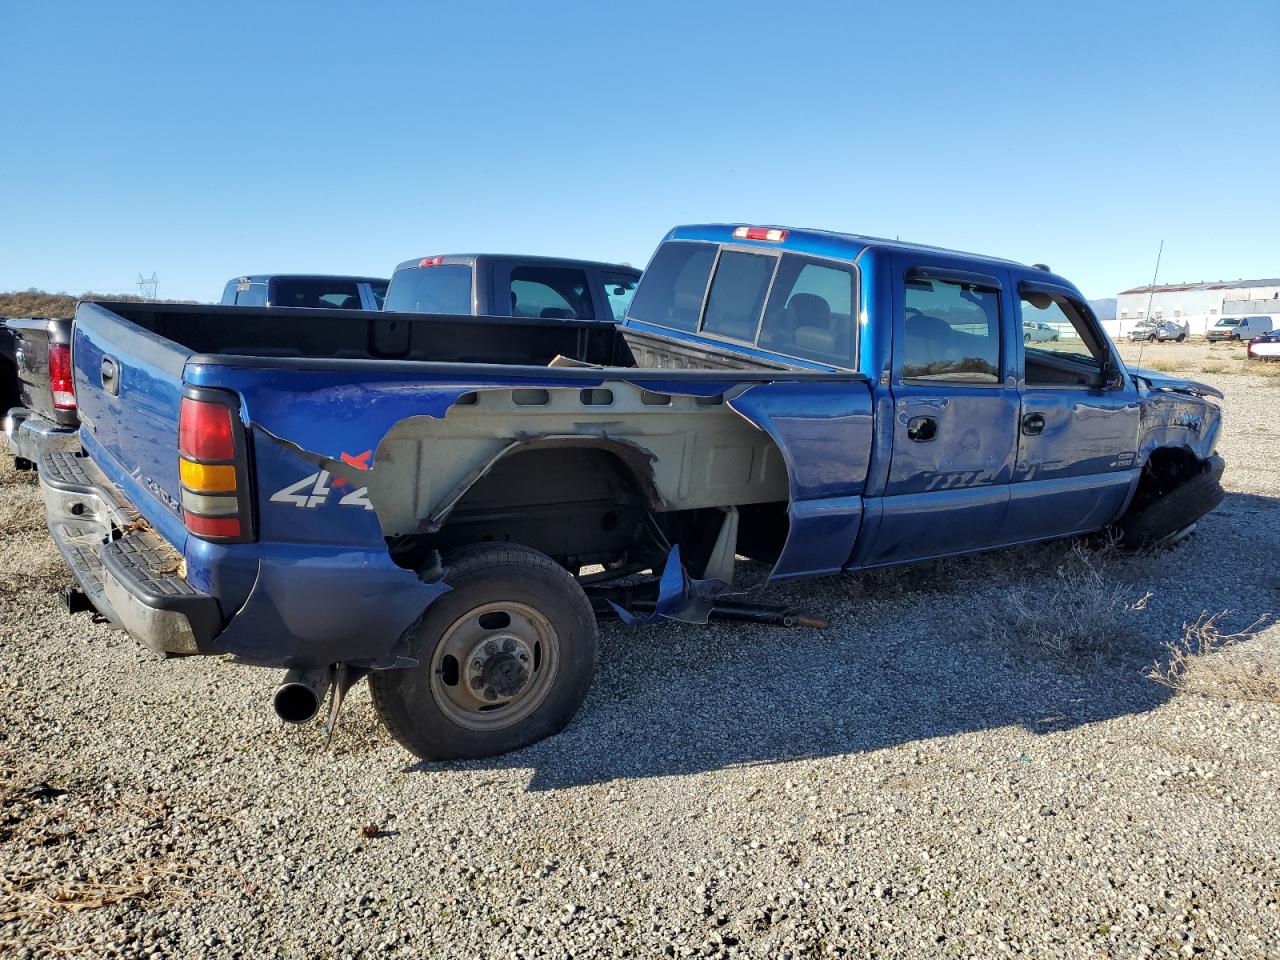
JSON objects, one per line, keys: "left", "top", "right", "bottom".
{"left": 3, "top": 407, "right": 79, "bottom": 464}
{"left": 38, "top": 451, "right": 222, "bottom": 656}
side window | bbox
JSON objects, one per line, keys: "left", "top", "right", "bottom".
{"left": 700, "top": 251, "right": 775, "bottom": 342}
{"left": 1021, "top": 289, "right": 1110, "bottom": 386}
{"left": 600, "top": 273, "right": 639, "bottom": 322}
{"left": 272, "top": 280, "right": 361, "bottom": 309}
{"left": 758, "top": 254, "right": 856, "bottom": 366}
{"left": 510, "top": 266, "right": 594, "bottom": 320}
{"left": 901, "top": 275, "right": 1001, "bottom": 383}
{"left": 627, "top": 241, "right": 716, "bottom": 332}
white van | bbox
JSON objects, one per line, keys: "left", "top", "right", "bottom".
{"left": 1206, "top": 315, "right": 1276, "bottom": 342}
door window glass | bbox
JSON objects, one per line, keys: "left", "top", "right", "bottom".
{"left": 700, "top": 251, "right": 775, "bottom": 342}
{"left": 272, "top": 279, "right": 361, "bottom": 309}
{"left": 758, "top": 254, "right": 856, "bottom": 366}
{"left": 601, "top": 273, "right": 639, "bottom": 322}
{"left": 510, "top": 266, "right": 594, "bottom": 320}
{"left": 1021, "top": 290, "right": 1110, "bottom": 385}
{"left": 901, "top": 276, "right": 1001, "bottom": 383}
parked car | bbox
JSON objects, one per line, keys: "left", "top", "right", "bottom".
{"left": 37, "top": 223, "right": 1225, "bottom": 763}
{"left": 1206, "top": 315, "right": 1275, "bottom": 342}
{"left": 220, "top": 274, "right": 388, "bottom": 309}
{"left": 1246, "top": 329, "right": 1280, "bottom": 361}
{"left": 1, "top": 317, "right": 79, "bottom": 469}
{"left": 383, "top": 254, "right": 641, "bottom": 322}
{"left": 1022, "top": 318, "right": 1059, "bottom": 342}
{"left": 1127, "top": 318, "right": 1189, "bottom": 342}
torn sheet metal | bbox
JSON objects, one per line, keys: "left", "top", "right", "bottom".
{"left": 608, "top": 546, "right": 729, "bottom": 625}
{"left": 728, "top": 380, "right": 874, "bottom": 579}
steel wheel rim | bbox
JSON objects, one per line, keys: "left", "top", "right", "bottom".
{"left": 429, "top": 600, "right": 561, "bottom": 731}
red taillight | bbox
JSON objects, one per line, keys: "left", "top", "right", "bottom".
{"left": 48, "top": 343, "right": 76, "bottom": 410}
{"left": 732, "top": 226, "right": 789, "bottom": 242}
{"left": 184, "top": 514, "right": 241, "bottom": 538}
{"left": 418, "top": 256, "right": 444, "bottom": 267}
{"left": 179, "top": 397, "right": 236, "bottom": 461}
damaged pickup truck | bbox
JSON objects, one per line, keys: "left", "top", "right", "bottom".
{"left": 39, "top": 224, "right": 1225, "bottom": 760}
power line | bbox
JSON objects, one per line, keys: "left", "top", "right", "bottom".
{"left": 136, "top": 272, "right": 159, "bottom": 300}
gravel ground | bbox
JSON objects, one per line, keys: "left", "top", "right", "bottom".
{"left": 2, "top": 347, "right": 1278, "bottom": 959}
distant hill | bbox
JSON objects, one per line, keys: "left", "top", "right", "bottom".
{"left": 1089, "top": 298, "right": 1117, "bottom": 321}
{"left": 0, "top": 288, "right": 200, "bottom": 319}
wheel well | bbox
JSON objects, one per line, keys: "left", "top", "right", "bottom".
{"left": 1131, "top": 447, "right": 1204, "bottom": 513}
{"left": 389, "top": 443, "right": 659, "bottom": 572}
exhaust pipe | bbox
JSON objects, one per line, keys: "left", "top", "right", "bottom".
{"left": 272, "top": 668, "right": 331, "bottom": 724}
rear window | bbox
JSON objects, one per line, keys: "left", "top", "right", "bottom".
{"left": 627, "top": 241, "right": 716, "bottom": 331}
{"left": 271, "top": 279, "right": 362, "bottom": 309}
{"left": 701, "top": 251, "right": 775, "bottom": 341}
{"left": 368, "top": 280, "right": 388, "bottom": 309}
{"left": 384, "top": 265, "right": 473, "bottom": 314}
{"left": 601, "top": 273, "right": 640, "bottom": 322}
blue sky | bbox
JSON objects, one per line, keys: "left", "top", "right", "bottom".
{"left": 1, "top": 0, "right": 1276, "bottom": 301}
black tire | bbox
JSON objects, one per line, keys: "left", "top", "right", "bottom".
{"left": 1111, "top": 466, "right": 1225, "bottom": 550}
{"left": 369, "top": 543, "right": 597, "bottom": 761}
{"left": 1176, "top": 333, "right": 1186, "bottom": 342}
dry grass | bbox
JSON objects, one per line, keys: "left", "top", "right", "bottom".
{"left": 972, "top": 540, "right": 1149, "bottom": 658}
{"left": 0, "top": 759, "right": 248, "bottom": 952}
{"left": 1149, "top": 359, "right": 1185, "bottom": 373}
{"left": 1200, "top": 361, "right": 1227, "bottom": 375}
{"left": 1149, "top": 612, "right": 1279, "bottom": 703}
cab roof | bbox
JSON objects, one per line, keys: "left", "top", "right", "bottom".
{"left": 666, "top": 223, "right": 1038, "bottom": 275}
{"left": 391, "top": 254, "right": 640, "bottom": 275}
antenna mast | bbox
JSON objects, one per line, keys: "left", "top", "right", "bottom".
{"left": 1134, "top": 241, "right": 1163, "bottom": 372}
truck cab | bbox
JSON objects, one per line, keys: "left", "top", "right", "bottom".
{"left": 621, "top": 225, "right": 1165, "bottom": 565}
{"left": 383, "top": 254, "right": 641, "bottom": 322}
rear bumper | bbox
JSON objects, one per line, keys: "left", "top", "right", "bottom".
{"left": 4, "top": 407, "right": 79, "bottom": 465}
{"left": 38, "top": 451, "right": 222, "bottom": 655}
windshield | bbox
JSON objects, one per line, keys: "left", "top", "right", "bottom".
{"left": 1220, "top": 318, "right": 1240, "bottom": 326}
{"left": 384, "top": 265, "right": 473, "bottom": 314}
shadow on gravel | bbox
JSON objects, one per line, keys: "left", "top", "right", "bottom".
{"left": 403, "top": 492, "right": 1278, "bottom": 790}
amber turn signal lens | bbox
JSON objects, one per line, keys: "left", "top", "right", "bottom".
{"left": 180, "top": 458, "right": 237, "bottom": 492}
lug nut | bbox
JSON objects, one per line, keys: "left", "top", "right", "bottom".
{"left": 503, "top": 639, "right": 515, "bottom": 653}
{"left": 485, "top": 641, "right": 498, "bottom": 655}
{"left": 484, "top": 687, "right": 497, "bottom": 701}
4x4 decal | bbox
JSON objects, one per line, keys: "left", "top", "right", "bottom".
{"left": 270, "top": 450, "right": 374, "bottom": 510}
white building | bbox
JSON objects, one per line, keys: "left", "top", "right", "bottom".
{"left": 1109, "top": 278, "right": 1280, "bottom": 338}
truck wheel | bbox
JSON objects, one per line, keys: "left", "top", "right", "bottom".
{"left": 1176, "top": 333, "right": 1186, "bottom": 342}
{"left": 369, "top": 543, "right": 598, "bottom": 761}
{"left": 1111, "top": 468, "right": 1225, "bottom": 550}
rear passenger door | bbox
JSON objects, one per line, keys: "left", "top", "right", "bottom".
{"left": 864, "top": 258, "right": 1020, "bottom": 566}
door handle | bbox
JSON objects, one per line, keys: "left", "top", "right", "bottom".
{"left": 101, "top": 356, "right": 119, "bottom": 395}
{"left": 906, "top": 415, "right": 938, "bottom": 442}
{"left": 1022, "top": 412, "right": 1046, "bottom": 436}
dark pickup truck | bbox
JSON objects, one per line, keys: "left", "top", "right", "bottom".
{"left": 220, "top": 274, "right": 389, "bottom": 310}
{"left": 1, "top": 317, "right": 79, "bottom": 469}
{"left": 383, "top": 254, "right": 641, "bottom": 322}
{"left": 38, "top": 223, "right": 1225, "bottom": 763}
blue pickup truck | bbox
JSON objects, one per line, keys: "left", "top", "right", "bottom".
{"left": 39, "top": 224, "right": 1225, "bottom": 761}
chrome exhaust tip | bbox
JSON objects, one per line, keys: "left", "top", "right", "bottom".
{"left": 272, "top": 668, "right": 331, "bottom": 724}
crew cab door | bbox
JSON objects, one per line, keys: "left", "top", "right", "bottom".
{"left": 1005, "top": 281, "right": 1140, "bottom": 541}
{"left": 863, "top": 259, "right": 1019, "bottom": 566}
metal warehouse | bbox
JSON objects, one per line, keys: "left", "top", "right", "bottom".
{"left": 1112, "top": 278, "right": 1280, "bottom": 337}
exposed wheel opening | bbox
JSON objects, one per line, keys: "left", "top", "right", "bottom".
{"left": 440, "top": 654, "right": 460, "bottom": 686}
